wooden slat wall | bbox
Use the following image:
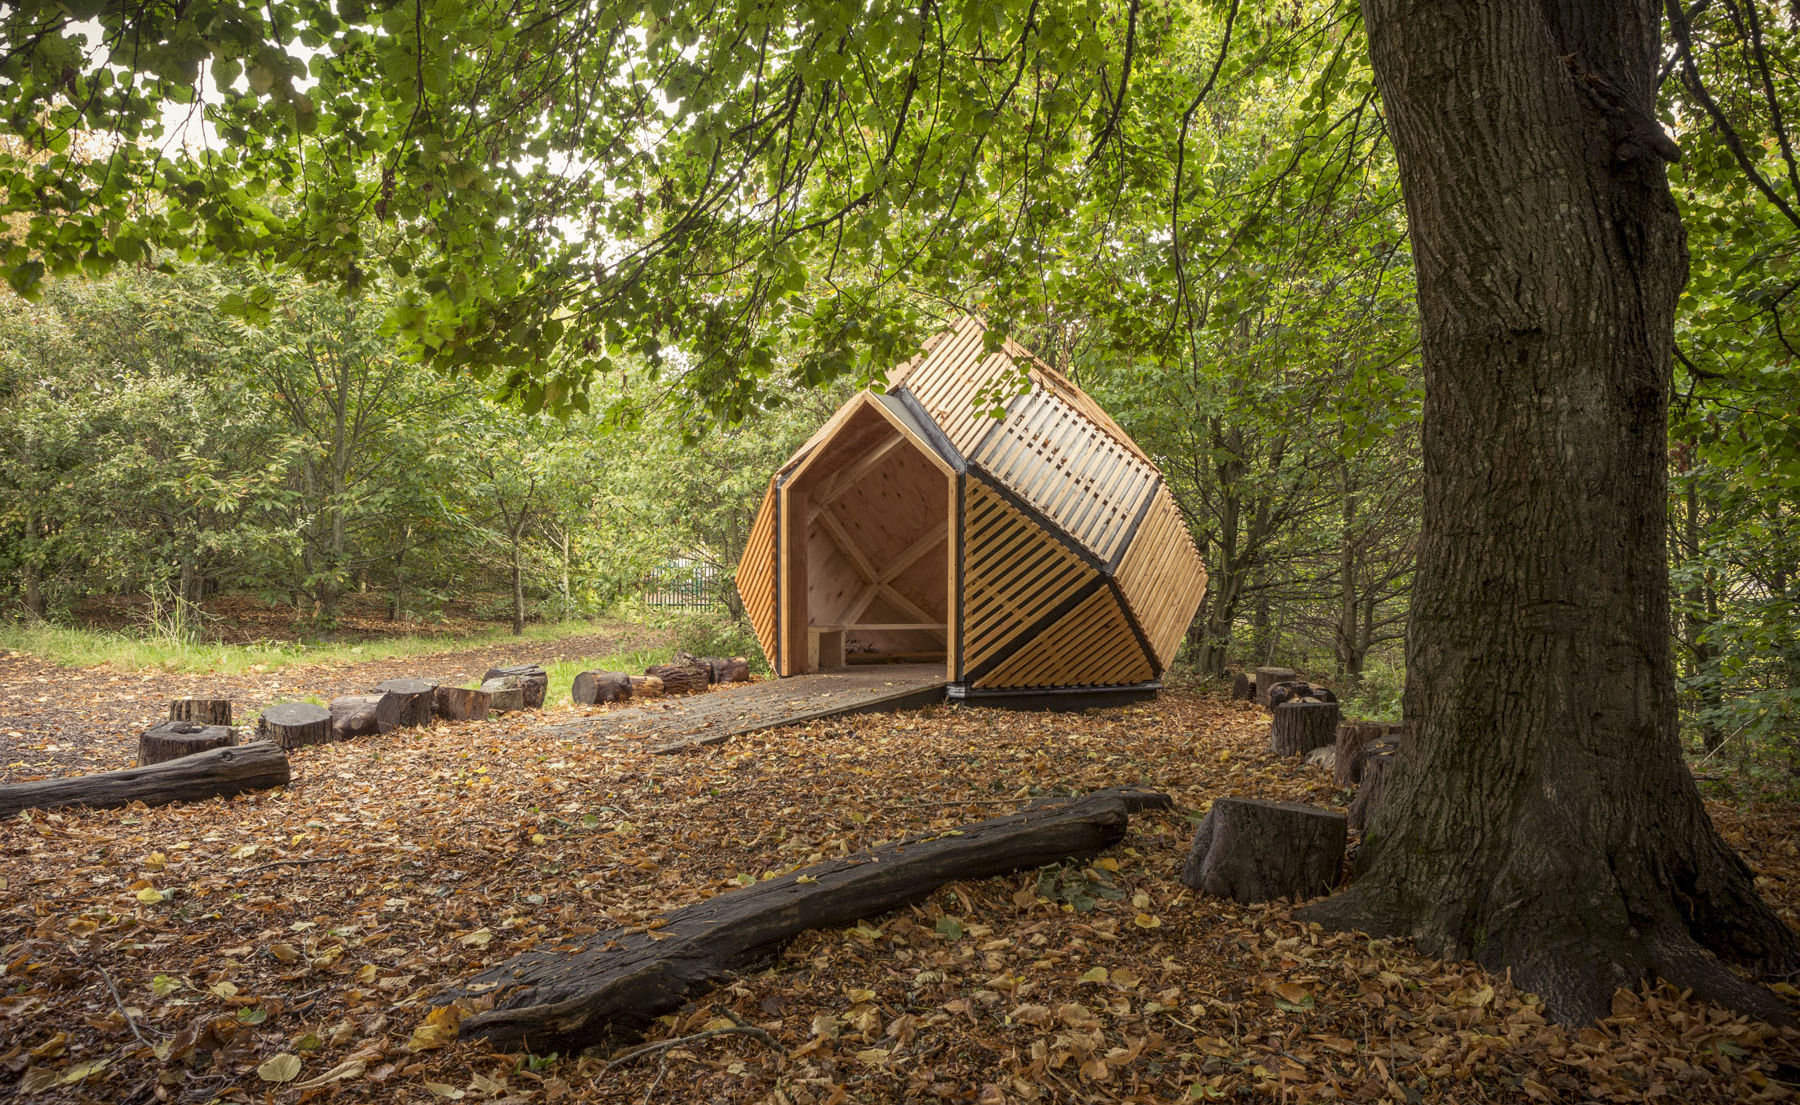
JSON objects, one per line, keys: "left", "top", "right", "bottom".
{"left": 900, "top": 318, "right": 1030, "bottom": 456}
{"left": 1114, "top": 484, "right": 1210, "bottom": 669}
{"left": 972, "top": 388, "right": 1157, "bottom": 564}
{"left": 974, "top": 587, "right": 1153, "bottom": 689}
{"left": 961, "top": 478, "right": 1096, "bottom": 674}
{"left": 736, "top": 481, "right": 780, "bottom": 666}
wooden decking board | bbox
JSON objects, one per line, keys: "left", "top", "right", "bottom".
{"left": 551, "top": 664, "right": 948, "bottom": 753}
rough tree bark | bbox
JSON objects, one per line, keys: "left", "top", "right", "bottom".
{"left": 1297, "top": 0, "right": 1799, "bottom": 1024}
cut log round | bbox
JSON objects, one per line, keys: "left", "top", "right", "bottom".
{"left": 138, "top": 721, "right": 236, "bottom": 766}
{"left": 330, "top": 693, "right": 404, "bottom": 741}
{"left": 629, "top": 674, "right": 664, "bottom": 698}
{"left": 168, "top": 698, "right": 232, "bottom": 726}
{"left": 1268, "top": 680, "right": 1337, "bottom": 708}
{"left": 1253, "top": 667, "right": 1299, "bottom": 707}
{"left": 375, "top": 679, "right": 439, "bottom": 727}
{"left": 1, "top": 741, "right": 290, "bottom": 820}
{"left": 434, "top": 685, "right": 493, "bottom": 722}
{"left": 484, "top": 665, "right": 548, "bottom": 709}
{"left": 1180, "top": 797, "right": 1347, "bottom": 903}
{"left": 1349, "top": 745, "right": 1400, "bottom": 831}
{"left": 1230, "top": 672, "right": 1254, "bottom": 701}
{"left": 1333, "top": 721, "right": 1387, "bottom": 786}
{"left": 1269, "top": 700, "right": 1341, "bottom": 756}
{"left": 481, "top": 677, "right": 527, "bottom": 713}
{"left": 706, "top": 657, "right": 751, "bottom": 684}
{"left": 572, "top": 671, "right": 633, "bottom": 706}
{"left": 446, "top": 787, "right": 1158, "bottom": 1051}
{"left": 645, "top": 661, "right": 708, "bottom": 695}
{"left": 257, "top": 702, "right": 333, "bottom": 750}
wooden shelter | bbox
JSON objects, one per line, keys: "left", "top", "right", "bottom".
{"left": 737, "top": 316, "right": 1208, "bottom": 702}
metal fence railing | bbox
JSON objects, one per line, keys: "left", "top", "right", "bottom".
{"left": 642, "top": 563, "right": 724, "bottom": 610}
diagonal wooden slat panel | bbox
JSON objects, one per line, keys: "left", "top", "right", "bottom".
{"left": 962, "top": 478, "right": 1096, "bottom": 672}
{"left": 974, "top": 586, "right": 1153, "bottom": 690}
{"left": 1113, "top": 484, "right": 1209, "bottom": 669}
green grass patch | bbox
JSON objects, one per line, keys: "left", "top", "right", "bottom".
{"left": 0, "top": 619, "right": 640, "bottom": 677}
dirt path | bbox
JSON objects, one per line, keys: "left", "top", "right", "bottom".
{"left": 0, "top": 625, "right": 665, "bottom": 782}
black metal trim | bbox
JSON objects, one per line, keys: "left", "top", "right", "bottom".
{"left": 960, "top": 574, "right": 1108, "bottom": 687}
{"left": 892, "top": 386, "right": 967, "bottom": 474}
{"left": 968, "top": 470, "right": 1107, "bottom": 573}
{"left": 1106, "top": 476, "right": 1162, "bottom": 576}
{"left": 1108, "top": 577, "right": 1163, "bottom": 681}
{"left": 954, "top": 472, "right": 967, "bottom": 682}
{"left": 945, "top": 681, "right": 1162, "bottom": 711}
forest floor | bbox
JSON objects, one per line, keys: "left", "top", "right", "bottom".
{"left": 2, "top": 656, "right": 1798, "bottom": 1104}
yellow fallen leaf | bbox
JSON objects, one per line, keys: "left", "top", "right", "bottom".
{"left": 424, "top": 1082, "right": 466, "bottom": 1099}
{"left": 1079, "top": 967, "right": 1109, "bottom": 984}
{"left": 135, "top": 888, "right": 165, "bottom": 904}
{"left": 210, "top": 981, "right": 239, "bottom": 999}
{"left": 257, "top": 1054, "right": 302, "bottom": 1083}
{"left": 460, "top": 928, "right": 493, "bottom": 948}
{"left": 267, "top": 943, "right": 300, "bottom": 963}
{"left": 409, "top": 1005, "right": 462, "bottom": 1051}
{"left": 1270, "top": 982, "right": 1309, "bottom": 1005}
{"left": 1132, "top": 913, "right": 1161, "bottom": 929}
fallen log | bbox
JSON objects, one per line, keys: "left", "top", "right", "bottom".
{"left": 0, "top": 741, "right": 290, "bottom": 820}
{"left": 646, "top": 660, "right": 709, "bottom": 695}
{"left": 169, "top": 698, "right": 232, "bottom": 726}
{"left": 375, "top": 678, "right": 439, "bottom": 727}
{"left": 444, "top": 787, "right": 1162, "bottom": 1051}
{"left": 138, "top": 720, "right": 236, "bottom": 766}
{"left": 257, "top": 702, "right": 333, "bottom": 749}
{"left": 705, "top": 657, "right": 751, "bottom": 684}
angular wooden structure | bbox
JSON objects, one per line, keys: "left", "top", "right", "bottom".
{"left": 737, "top": 316, "right": 1208, "bottom": 702}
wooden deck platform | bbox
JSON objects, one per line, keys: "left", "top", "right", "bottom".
{"left": 551, "top": 664, "right": 949, "bottom": 754}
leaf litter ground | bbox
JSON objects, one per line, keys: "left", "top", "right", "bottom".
{"left": 3, "top": 665, "right": 1798, "bottom": 1104}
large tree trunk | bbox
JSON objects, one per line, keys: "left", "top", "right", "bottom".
{"left": 1299, "top": 0, "right": 1799, "bottom": 1024}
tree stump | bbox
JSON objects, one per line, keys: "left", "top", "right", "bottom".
{"left": 572, "top": 671, "right": 633, "bottom": 706}
{"left": 1349, "top": 745, "right": 1400, "bottom": 831}
{"left": 1269, "top": 700, "right": 1341, "bottom": 756}
{"left": 1180, "top": 797, "right": 1347, "bottom": 902}
{"left": 646, "top": 661, "right": 708, "bottom": 695}
{"left": 482, "top": 677, "right": 528, "bottom": 713}
{"left": 706, "top": 656, "right": 751, "bottom": 684}
{"left": 169, "top": 698, "right": 231, "bottom": 726}
{"left": 1230, "top": 671, "right": 1254, "bottom": 701}
{"left": 138, "top": 721, "right": 236, "bottom": 766}
{"left": 434, "top": 685, "right": 492, "bottom": 722}
{"left": 1333, "top": 721, "right": 1390, "bottom": 786}
{"left": 375, "top": 679, "right": 438, "bottom": 727}
{"left": 257, "top": 702, "right": 333, "bottom": 750}
{"left": 629, "top": 674, "right": 665, "bottom": 698}
{"left": 1268, "top": 680, "right": 1336, "bottom": 707}
{"left": 330, "top": 693, "right": 403, "bottom": 740}
{"left": 484, "top": 665, "right": 548, "bottom": 709}
{"left": 1254, "top": 667, "right": 1298, "bottom": 706}
{"left": 2, "top": 742, "right": 290, "bottom": 820}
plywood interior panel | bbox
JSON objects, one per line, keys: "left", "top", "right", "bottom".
{"left": 974, "top": 586, "right": 1153, "bottom": 689}
{"left": 1114, "top": 483, "right": 1209, "bottom": 669}
{"left": 961, "top": 477, "right": 1096, "bottom": 673}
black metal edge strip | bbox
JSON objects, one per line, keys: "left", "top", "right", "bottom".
{"left": 961, "top": 574, "right": 1108, "bottom": 687}
{"left": 947, "top": 680, "right": 1162, "bottom": 700}
{"left": 892, "top": 386, "right": 967, "bottom": 475}
{"left": 955, "top": 472, "right": 967, "bottom": 683}
{"left": 1105, "top": 476, "right": 1163, "bottom": 576}
{"left": 1108, "top": 576, "right": 1163, "bottom": 681}
{"left": 969, "top": 469, "right": 1106, "bottom": 573}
